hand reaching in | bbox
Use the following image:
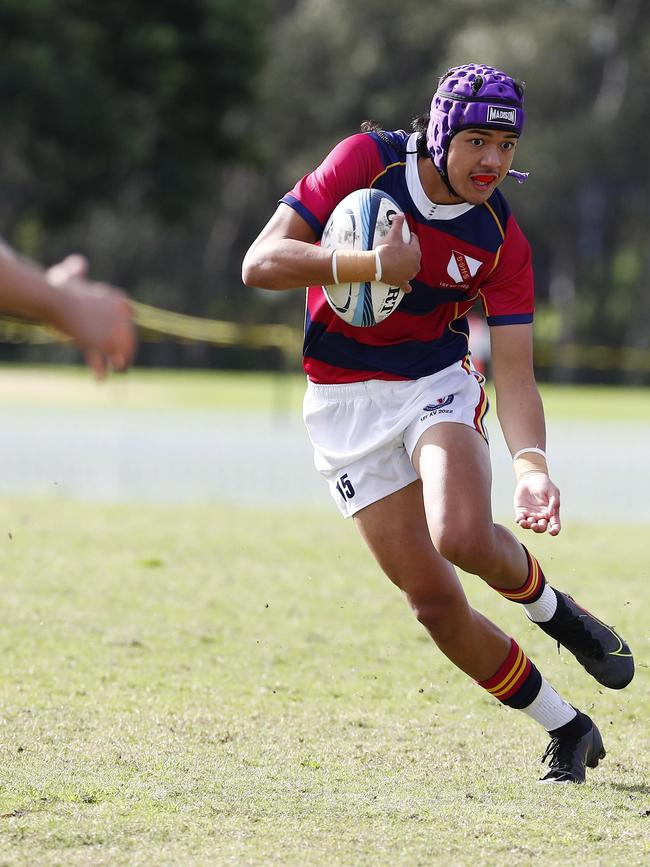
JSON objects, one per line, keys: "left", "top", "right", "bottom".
{"left": 46, "top": 255, "right": 136, "bottom": 379}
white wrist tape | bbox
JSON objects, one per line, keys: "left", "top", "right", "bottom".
{"left": 331, "top": 249, "right": 339, "bottom": 285}
{"left": 512, "top": 447, "right": 547, "bottom": 461}
{"left": 374, "top": 249, "right": 382, "bottom": 282}
{"left": 330, "top": 249, "right": 378, "bottom": 283}
{"left": 513, "top": 449, "right": 549, "bottom": 481}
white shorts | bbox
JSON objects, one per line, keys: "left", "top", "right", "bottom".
{"left": 303, "top": 360, "right": 490, "bottom": 517}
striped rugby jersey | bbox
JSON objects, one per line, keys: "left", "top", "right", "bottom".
{"left": 281, "top": 130, "right": 534, "bottom": 384}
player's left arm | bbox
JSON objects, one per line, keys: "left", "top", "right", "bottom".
{"left": 490, "top": 322, "right": 561, "bottom": 536}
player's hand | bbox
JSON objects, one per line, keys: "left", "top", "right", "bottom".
{"left": 376, "top": 215, "right": 421, "bottom": 293}
{"left": 46, "top": 254, "right": 137, "bottom": 379}
{"left": 514, "top": 472, "right": 561, "bottom": 536}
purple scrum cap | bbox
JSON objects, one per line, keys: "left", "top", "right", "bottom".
{"left": 426, "top": 63, "right": 529, "bottom": 187}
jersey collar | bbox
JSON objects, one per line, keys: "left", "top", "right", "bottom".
{"left": 406, "top": 133, "right": 474, "bottom": 221}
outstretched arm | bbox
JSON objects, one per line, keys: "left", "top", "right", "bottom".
{"left": 490, "top": 323, "right": 561, "bottom": 536}
{"left": 0, "top": 242, "right": 136, "bottom": 379}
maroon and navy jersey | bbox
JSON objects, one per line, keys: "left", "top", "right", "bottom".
{"left": 281, "top": 129, "right": 534, "bottom": 384}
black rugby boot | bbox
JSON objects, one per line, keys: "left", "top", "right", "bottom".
{"left": 539, "top": 714, "right": 606, "bottom": 784}
{"left": 537, "top": 589, "right": 634, "bottom": 689}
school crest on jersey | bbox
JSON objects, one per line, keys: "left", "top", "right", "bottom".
{"left": 447, "top": 251, "right": 483, "bottom": 285}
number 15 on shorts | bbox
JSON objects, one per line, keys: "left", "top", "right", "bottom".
{"left": 336, "top": 473, "right": 355, "bottom": 501}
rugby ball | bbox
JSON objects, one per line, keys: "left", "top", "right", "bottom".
{"left": 320, "top": 188, "right": 410, "bottom": 326}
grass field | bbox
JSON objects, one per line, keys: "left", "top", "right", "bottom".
{"left": 0, "top": 366, "right": 648, "bottom": 865}
{"left": 2, "top": 363, "right": 650, "bottom": 421}
{"left": 0, "top": 500, "right": 648, "bottom": 866}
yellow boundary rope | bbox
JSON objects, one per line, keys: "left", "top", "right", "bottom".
{"left": 0, "top": 304, "right": 648, "bottom": 372}
{"left": 0, "top": 301, "right": 303, "bottom": 360}
{"left": 132, "top": 302, "right": 303, "bottom": 355}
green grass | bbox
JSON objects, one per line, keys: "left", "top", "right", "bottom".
{"left": 535, "top": 383, "right": 650, "bottom": 424}
{"left": 0, "top": 499, "right": 648, "bottom": 866}
{"left": 0, "top": 364, "right": 306, "bottom": 414}
{"left": 1, "top": 363, "right": 649, "bottom": 421}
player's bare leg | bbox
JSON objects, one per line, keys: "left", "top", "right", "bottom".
{"left": 413, "top": 422, "right": 529, "bottom": 584}
{"left": 353, "top": 481, "right": 604, "bottom": 783}
{"left": 354, "top": 481, "right": 509, "bottom": 681}
{"left": 413, "top": 421, "right": 633, "bottom": 690}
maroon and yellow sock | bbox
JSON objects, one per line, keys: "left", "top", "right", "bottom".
{"left": 477, "top": 637, "right": 542, "bottom": 709}
{"left": 478, "top": 637, "right": 577, "bottom": 731}
{"left": 491, "top": 546, "right": 546, "bottom": 604}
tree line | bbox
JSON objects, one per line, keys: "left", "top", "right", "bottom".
{"left": 0, "top": 0, "right": 648, "bottom": 382}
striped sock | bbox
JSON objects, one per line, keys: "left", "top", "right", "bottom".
{"left": 478, "top": 637, "right": 542, "bottom": 709}
{"left": 478, "top": 637, "right": 576, "bottom": 731}
{"left": 491, "top": 546, "right": 546, "bottom": 604}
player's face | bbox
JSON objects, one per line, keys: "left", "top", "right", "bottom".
{"left": 447, "top": 129, "right": 519, "bottom": 204}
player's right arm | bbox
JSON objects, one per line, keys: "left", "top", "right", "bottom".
{"left": 242, "top": 203, "right": 326, "bottom": 290}
{"left": 242, "top": 133, "right": 420, "bottom": 291}
{"left": 242, "top": 204, "right": 417, "bottom": 291}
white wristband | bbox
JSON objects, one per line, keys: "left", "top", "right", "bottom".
{"left": 331, "top": 249, "right": 339, "bottom": 284}
{"left": 374, "top": 249, "right": 382, "bottom": 282}
{"left": 512, "top": 446, "right": 547, "bottom": 461}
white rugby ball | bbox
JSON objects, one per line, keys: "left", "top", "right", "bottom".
{"left": 320, "top": 188, "right": 410, "bottom": 327}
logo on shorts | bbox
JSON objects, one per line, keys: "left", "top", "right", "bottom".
{"left": 447, "top": 251, "right": 483, "bottom": 284}
{"left": 487, "top": 105, "right": 517, "bottom": 125}
{"left": 423, "top": 395, "right": 454, "bottom": 411}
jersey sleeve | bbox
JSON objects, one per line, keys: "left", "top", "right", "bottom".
{"left": 480, "top": 216, "right": 534, "bottom": 326}
{"left": 280, "top": 134, "right": 385, "bottom": 238}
